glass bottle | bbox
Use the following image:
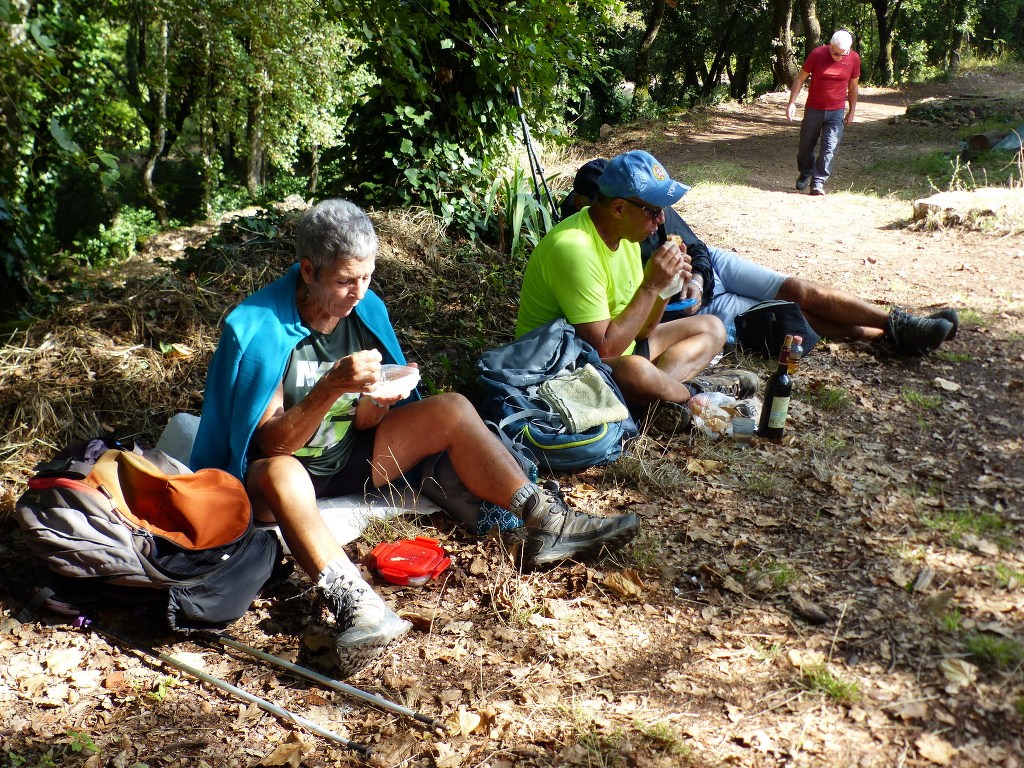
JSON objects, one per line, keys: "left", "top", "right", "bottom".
{"left": 757, "top": 334, "right": 795, "bottom": 442}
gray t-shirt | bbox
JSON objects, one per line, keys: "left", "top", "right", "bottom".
{"left": 281, "top": 315, "right": 377, "bottom": 476}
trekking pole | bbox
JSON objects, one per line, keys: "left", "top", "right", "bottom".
{"left": 512, "top": 86, "right": 560, "bottom": 225}
{"left": 215, "top": 633, "right": 447, "bottom": 732}
{"left": 82, "top": 621, "right": 373, "bottom": 759}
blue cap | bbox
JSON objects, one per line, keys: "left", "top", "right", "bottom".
{"left": 597, "top": 150, "right": 690, "bottom": 206}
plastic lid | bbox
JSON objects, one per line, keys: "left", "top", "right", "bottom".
{"left": 369, "top": 537, "right": 451, "bottom": 586}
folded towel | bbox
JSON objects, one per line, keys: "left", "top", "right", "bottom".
{"left": 538, "top": 364, "right": 630, "bottom": 433}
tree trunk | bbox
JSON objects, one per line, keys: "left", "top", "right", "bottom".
{"left": 246, "top": 88, "right": 264, "bottom": 194}
{"left": 798, "top": 0, "right": 821, "bottom": 56}
{"left": 946, "top": 0, "right": 971, "bottom": 71}
{"left": 869, "top": 0, "right": 898, "bottom": 85}
{"left": 632, "top": 0, "right": 666, "bottom": 114}
{"left": 770, "top": 0, "right": 799, "bottom": 89}
{"left": 307, "top": 143, "right": 320, "bottom": 198}
{"left": 140, "top": 14, "right": 169, "bottom": 225}
{"left": 703, "top": 9, "right": 741, "bottom": 98}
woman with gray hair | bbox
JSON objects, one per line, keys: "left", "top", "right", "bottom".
{"left": 192, "top": 199, "right": 639, "bottom": 677}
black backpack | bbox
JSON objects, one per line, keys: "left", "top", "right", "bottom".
{"left": 735, "top": 300, "right": 821, "bottom": 359}
{"left": 13, "top": 437, "right": 286, "bottom": 632}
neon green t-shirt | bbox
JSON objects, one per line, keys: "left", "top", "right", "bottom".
{"left": 515, "top": 209, "right": 642, "bottom": 354}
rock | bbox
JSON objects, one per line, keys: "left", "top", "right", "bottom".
{"left": 790, "top": 594, "right": 829, "bottom": 625}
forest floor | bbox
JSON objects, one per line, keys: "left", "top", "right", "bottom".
{"left": 1, "top": 65, "right": 1023, "bottom": 768}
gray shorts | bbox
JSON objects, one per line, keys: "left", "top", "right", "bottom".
{"left": 696, "top": 246, "right": 788, "bottom": 327}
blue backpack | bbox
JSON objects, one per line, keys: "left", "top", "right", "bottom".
{"left": 476, "top": 319, "right": 638, "bottom": 473}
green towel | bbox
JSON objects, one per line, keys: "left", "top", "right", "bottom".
{"left": 538, "top": 364, "right": 630, "bottom": 433}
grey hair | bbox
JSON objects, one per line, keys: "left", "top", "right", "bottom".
{"left": 296, "top": 199, "right": 378, "bottom": 276}
{"left": 831, "top": 30, "right": 853, "bottom": 51}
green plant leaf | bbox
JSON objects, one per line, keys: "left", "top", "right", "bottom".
{"left": 49, "top": 118, "right": 82, "bottom": 154}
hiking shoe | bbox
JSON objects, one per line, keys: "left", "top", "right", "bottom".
{"left": 648, "top": 401, "right": 692, "bottom": 435}
{"left": 795, "top": 175, "right": 811, "bottom": 191}
{"left": 520, "top": 484, "right": 640, "bottom": 570}
{"left": 928, "top": 307, "right": 960, "bottom": 340}
{"left": 318, "top": 562, "right": 412, "bottom": 678}
{"left": 691, "top": 368, "right": 760, "bottom": 399}
{"left": 810, "top": 184, "right": 825, "bottom": 196}
{"left": 884, "top": 308, "right": 954, "bottom": 355}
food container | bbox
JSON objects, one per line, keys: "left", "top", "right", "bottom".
{"left": 369, "top": 364, "right": 420, "bottom": 399}
{"left": 368, "top": 536, "right": 451, "bottom": 586}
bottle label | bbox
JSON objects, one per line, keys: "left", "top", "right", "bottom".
{"left": 766, "top": 397, "right": 791, "bottom": 429}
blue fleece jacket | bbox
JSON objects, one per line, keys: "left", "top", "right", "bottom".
{"left": 190, "top": 263, "right": 409, "bottom": 480}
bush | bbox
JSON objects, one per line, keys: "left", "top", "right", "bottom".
{"left": 72, "top": 206, "right": 160, "bottom": 267}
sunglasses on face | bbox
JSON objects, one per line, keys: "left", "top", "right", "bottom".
{"left": 622, "top": 198, "right": 664, "bottom": 220}
{"left": 830, "top": 47, "right": 850, "bottom": 58}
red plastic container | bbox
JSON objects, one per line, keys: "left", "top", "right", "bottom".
{"left": 369, "top": 537, "right": 451, "bottom": 586}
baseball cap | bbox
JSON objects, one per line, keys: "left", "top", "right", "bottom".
{"left": 572, "top": 158, "right": 608, "bottom": 199}
{"left": 597, "top": 150, "right": 690, "bottom": 207}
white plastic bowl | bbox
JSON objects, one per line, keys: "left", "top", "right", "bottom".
{"left": 369, "top": 364, "right": 420, "bottom": 399}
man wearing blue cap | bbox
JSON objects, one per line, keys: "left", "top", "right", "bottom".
{"left": 560, "top": 158, "right": 959, "bottom": 355}
{"left": 517, "top": 150, "right": 758, "bottom": 428}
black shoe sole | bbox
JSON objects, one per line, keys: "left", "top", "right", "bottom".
{"left": 520, "top": 515, "right": 640, "bottom": 570}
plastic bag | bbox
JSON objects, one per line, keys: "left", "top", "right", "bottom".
{"left": 688, "top": 393, "right": 762, "bottom": 440}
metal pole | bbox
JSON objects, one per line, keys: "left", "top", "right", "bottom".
{"left": 88, "top": 624, "right": 373, "bottom": 758}
{"left": 216, "top": 634, "right": 446, "bottom": 732}
{"left": 512, "top": 86, "right": 559, "bottom": 225}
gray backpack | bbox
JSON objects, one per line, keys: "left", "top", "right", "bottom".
{"left": 14, "top": 437, "right": 285, "bottom": 632}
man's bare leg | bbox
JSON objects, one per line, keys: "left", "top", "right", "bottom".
{"left": 606, "top": 314, "right": 726, "bottom": 406}
{"left": 777, "top": 277, "right": 887, "bottom": 341}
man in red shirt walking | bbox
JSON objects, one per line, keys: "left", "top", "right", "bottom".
{"left": 786, "top": 30, "right": 860, "bottom": 196}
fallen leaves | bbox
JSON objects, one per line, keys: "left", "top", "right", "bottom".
{"left": 602, "top": 569, "right": 645, "bottom": 600}
{"left": 916, "top": 732, "right": 958, "bottom": 765}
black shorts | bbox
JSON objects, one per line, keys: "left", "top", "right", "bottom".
{"left": 632, "top": 338, "right": 651, "bottom": 359}
{"left": 308, "top": 428, "right": 378, "bottom": 498}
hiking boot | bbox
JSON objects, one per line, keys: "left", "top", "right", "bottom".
{"left": 884, "top": 308, "right": 954, "bottom": 355}
{"left": 318, "top": 561, "right": 412, "bottom": 678}
{"left": 691, "top": 368, "right": 760, "bottom": 399}
{"left": 928, "top": 307, "right": 960, "bottom": 340}
{"left": 810, "top": 184, "right": 825, "bottom": 196}
{"left": 648, "top": 401, "right": 692, "bottom": 435}
{"left": 520, "top": 483, "right": 639, "bottom": 570}
{"left": 795, "top": 175, "right": 811, "bottom": 191}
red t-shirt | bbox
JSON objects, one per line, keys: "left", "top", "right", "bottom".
{"left": 802, "top": 45, "right": 861, "bottom": 111}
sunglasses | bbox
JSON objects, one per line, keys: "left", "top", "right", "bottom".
{"left": 622, "top": 198, "right": 664, "bottom": 220}
{"left": 830, "top": 47, "right": 850, "bottom": 58}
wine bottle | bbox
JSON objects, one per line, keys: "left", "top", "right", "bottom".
{"left": 757, "top": 334, "right": 795, "bottom": 441}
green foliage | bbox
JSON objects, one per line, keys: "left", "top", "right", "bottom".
{"left": 901, "top": 388, "right": 943, "bottom": 409}
{"left": 920, "top": 505, "right": 1007, "bottom": 546}
{"left": 319, "top": 0, "right": 619, "bottom": 235}
{"left": 993, "top": 563, "right": 1024, "bottom": 589}
{"left": 73, "top": 206, "right": 160, "bottom": 267}
{"left": 801, "top": 663, "right": 860, "bottom": 704}
{"left": 67, "top": 731, "right": 99, "bottom": 754}
{"left": 942, "top": 607, "right": 964, "bottom": 632}
{"left": 480, "top": 160, "right": 555, "bottom": 256}
{"left": 808, "top": 385, "right": 850, "bottom": 410}
{"left": 964, "top": 632, "right": 1024, "bottom": 669}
